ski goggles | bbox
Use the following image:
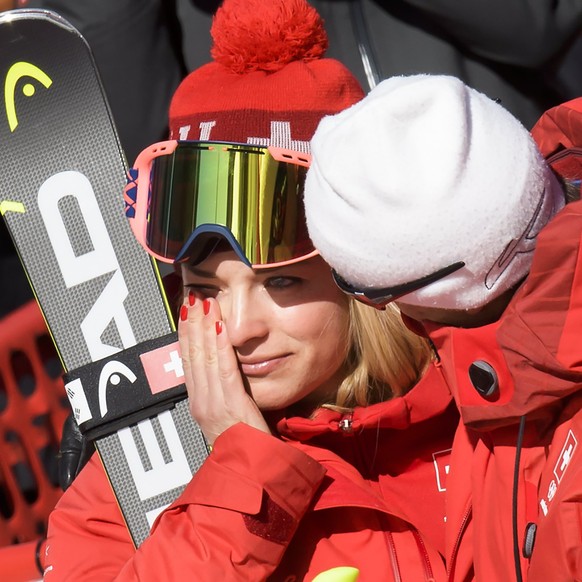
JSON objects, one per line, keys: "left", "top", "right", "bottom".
{"left": 331, "top": 261, "right": 466, "bottom": 309}
{"left": 125, "top": 140, "right": 315, "bottom": 267}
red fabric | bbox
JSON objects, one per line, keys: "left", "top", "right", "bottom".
{"left": 168, "top": 61, "right": 364, "bottom": 144}
{"left": 531, "top": 97, "right": 582, "bottom": 182}
{"left": 420, "top": 193, "right": 582, "bottom": 580}
{"left": 210, "top": 0, "right": 328, "bottom": 73}
{"left": 45, "top": 365, "right": 456, "bottom": 581}
{"left": 532, "top": 98, "right": 582, "bottom": 157}
{"left": 386, "top": 99, "right": 582, "bottom": 580}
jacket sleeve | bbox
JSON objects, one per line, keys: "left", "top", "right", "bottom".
{"left": 44, "top": 423, "right": 326, "bottom": 581}
{"left": 401, "top": 0, "right": 582, "bottom": 67}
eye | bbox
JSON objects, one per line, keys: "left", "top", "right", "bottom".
{"left": 265, "top": 276, "right": 301, "bottom": 289}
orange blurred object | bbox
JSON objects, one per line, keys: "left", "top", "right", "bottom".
{"left": 0, "top": 301, "right": 69, "bottom": 579}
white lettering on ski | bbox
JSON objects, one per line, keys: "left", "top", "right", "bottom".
{"left": 38, "top": 170, "right": 136, "bottom": 360}
{"left": 118, "top": 410, "right": 191, "bottom": 527}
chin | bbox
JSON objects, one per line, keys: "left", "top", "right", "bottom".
{"left": 249, "top": 384, "right": 307, "bottom": 413}
{"left": 248, "top": 386, "right": 286, "bottom": 411}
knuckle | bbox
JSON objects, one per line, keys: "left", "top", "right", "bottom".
{"left": 218, "top": 366, "right": 236, "bottom": 382}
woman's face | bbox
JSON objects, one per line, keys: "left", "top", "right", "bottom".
{"left": 181, "top": 250, "right": 350, "bottom": 411}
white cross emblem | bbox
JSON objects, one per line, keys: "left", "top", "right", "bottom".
{"left": 554, "top": 429, "right": 578, "bottom": 483}
{"left": 163, "top": 350, "right": 184, "bottom": 379}
{"left": 561, "top": 445, "right": 574, "bottom": 471}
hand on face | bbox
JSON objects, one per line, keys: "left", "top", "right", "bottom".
{"left": 178, "top": 291, "right": 270, "bottom": 446}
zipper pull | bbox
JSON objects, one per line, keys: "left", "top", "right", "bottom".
{"left": 339, "top": 417, "right": 353, "bottom": 433}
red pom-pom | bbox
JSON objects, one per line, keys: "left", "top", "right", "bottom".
{"left": 210, "top": 0, "right": 328, "bottom": 74}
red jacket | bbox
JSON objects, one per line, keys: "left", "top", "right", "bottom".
{"left": 45, "top": 364, "right": 458, "bottom": 581}
{"left": 417, "top": 198, "right": 582, "bottom": 581}
{"left": 407, "top": 98, "right": 582, "bottom": 581}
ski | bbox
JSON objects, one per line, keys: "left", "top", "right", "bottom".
{"left": 0, "top": 9, "right": 208, "bottom": 547}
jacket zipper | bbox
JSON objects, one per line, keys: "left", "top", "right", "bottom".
{"left": 339, "top": 416, "right": 353, "bottom": 433}
{"left": 384, "top": 530, "right": 402, "bottom": 582}
{"left": 412, "top": 527, "right": 435, "bottom": 581}
{"left": 447, "top": 503, "right": 472, "bottom": 582}
{"left": 339, "top": 416, "right": 435, "bottom": 580}
{"left": 383, "top": 526, "right": 436, "bottom": 581}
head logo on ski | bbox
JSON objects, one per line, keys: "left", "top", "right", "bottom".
{"left": 4, "top": 61, "right": 52, "bottom": 131}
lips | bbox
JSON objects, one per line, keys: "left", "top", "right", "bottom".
{"left": 239, "top": 355, "right": 289, "bottom": 377}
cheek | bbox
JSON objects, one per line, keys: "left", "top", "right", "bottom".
{"left": 287, "top": 300, "right": 350, "bottom": 356}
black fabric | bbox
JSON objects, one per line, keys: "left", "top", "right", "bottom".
{"left": 0, "top": 245, "right": 33, "bottom": 319}
{"left": 58, "top": 413, "right": 95, "bottom": 491}
{"left": 26, "top": 0, "right": 187, "bottom": 163}
{"left": 310, "top": 0, "right": 582, "bottom": 130}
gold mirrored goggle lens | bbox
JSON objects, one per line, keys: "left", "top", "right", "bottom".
{"left": 145, "top": 142, "right": 313, "bottom": 265}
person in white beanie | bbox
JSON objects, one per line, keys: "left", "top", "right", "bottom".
{"left": 306, "top": 74, "right": 566, "bottom": 319}
{"left": 304, "top": 74, "right": 582, "bottom": 581}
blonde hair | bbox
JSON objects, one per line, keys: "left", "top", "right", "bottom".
{"left": 328, "top": 300, "right": 432, "bottom": 411}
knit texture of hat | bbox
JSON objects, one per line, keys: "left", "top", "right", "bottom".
{"left": 168, "top": 0, "right": 364, "bottom": 152}
{"left": 304, "top": 75, "right": 565, "bottom": 311}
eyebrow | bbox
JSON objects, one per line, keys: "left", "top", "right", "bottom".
{"left": 184, "top": 265, "right": 217, "bottom": 278}
{"left": 185, "top": 263, "right": 294, "bottom": 278}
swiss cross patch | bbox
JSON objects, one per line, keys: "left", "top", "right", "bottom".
{"left": 432, "top": 448, "right": 452, "bottom": 492}
{"left": 539, "top": 429, "right": 578, "bottom": 516}
{"left": 554, "top": 429, "right": 577, "bottom": 483}
{"left": 139, "top": 341, "right": 184, "bottom": 395}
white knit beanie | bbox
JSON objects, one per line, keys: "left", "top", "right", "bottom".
{"left": 304, "top": 75, "right": 565, "bottom": 310}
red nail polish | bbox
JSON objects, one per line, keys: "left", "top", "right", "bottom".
{"left": 203, "top": 299, "right": 211, "bottom": 315}
{"left": 180, "top": 305, "right": 188, "bottom": 321}
{"left": 188, "top": 290, "right": 195, "bottom": 306}
{"left": 215, "top": 320, "right": 223, "bottom": 335}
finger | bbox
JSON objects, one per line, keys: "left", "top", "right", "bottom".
{"left": 215, "top": 318, "right": 271, "bottom": 435}
{"left": 214, "top": 318, "right": 246, "bottom": 395}
{"left": 200, "top": 299, "right": 249, "bottom": 414}
{"left": 178, "top": 293, "right": 209, "bottom": 403}
{"left": 177, "top": 291, "right": 197, "bottom": 374}
{"left": 200, "top": 298, "right": 227, "bottom": 396}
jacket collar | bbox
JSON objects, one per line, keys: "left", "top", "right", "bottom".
{"left": 276, "top": 362, "right": 453, "bottom": 441}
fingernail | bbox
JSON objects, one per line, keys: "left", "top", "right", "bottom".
{"left": 215, "top": 320, "right": 223, "bottom": 335}
{"left": 203, "top": 299, "right": 211, "bottom": 315}
{"left": 188, "top": 290, "right": 195, "bottom": 306}
{"left": 180, "top": 305, "right": 188, "bottom": 321}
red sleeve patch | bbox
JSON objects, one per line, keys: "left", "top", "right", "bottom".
{"left": 242, "top": 492, "right": 295, "bottom": 544}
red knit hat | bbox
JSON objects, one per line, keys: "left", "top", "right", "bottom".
{"left": 168, "top": 0, "right": 365, "bottom": 152}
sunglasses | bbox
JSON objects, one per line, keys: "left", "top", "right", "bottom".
{"left": 125, "top": 140, "right": 316, "bottom": 267}
{"left": 332, "top": 261, "right": 466, "bottom": 309}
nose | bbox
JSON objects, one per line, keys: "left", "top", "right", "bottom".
{"left": 220, "top": 288, "right": 269, "bottom": 348}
